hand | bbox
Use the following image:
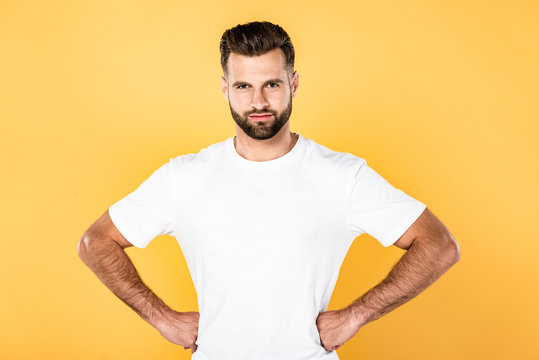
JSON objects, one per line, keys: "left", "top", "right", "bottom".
{"left": 316, "top": 307, "right": 361, "bottom": 352}
{"left": 153, "top": 310, "right": 200, "bottom": 353}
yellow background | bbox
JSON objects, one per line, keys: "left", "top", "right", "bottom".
{"left": 1, "top": 0, "right": 537, "bottom": 359}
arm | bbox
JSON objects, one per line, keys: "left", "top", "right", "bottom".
{"left": 77, "top": 209, "right": 199, "bottom": 352}
{"left": 347, "top": 207, "right": 460, "bottom": 328}
{"left": 316, "top": 207, "right": 460, "bottom": 351}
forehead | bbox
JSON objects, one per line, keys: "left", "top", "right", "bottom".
{"left": 227, "top": 48, "right": 288, "bottom": 81}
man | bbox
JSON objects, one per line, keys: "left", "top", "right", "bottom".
{"left": 78, "top": 21, "right": 460, "bottom": 359}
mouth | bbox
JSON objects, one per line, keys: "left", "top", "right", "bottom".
{"left": 249, "top": 114, "right": 273, "bottom": 121}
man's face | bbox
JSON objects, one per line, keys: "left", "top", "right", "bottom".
{"left": 221, "top": 48, "right": 299, "bottom": 140}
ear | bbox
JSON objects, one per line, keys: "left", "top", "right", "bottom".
{"left": 221, "top": 75, "right": 229, "bottom": 102}
{"left": 291, "top": 71, "right": 299, "bottom": 98}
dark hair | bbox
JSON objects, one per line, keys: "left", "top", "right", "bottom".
{"left": 219, "top": 21, "right": 295, "bottom": 78}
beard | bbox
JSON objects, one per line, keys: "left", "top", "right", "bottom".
{"left": 229, "top": 94, "right": 293, "bottom": 140}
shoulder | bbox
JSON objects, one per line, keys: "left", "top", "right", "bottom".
{"left": 170, "top": 137, "right": 230, "bottom": 171}
{"left": 303, "top": 136, "right": 366, "bottom": 174}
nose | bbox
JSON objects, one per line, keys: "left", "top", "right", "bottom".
{"left": 251, "top": 87, "right": 269, "bottom": 110}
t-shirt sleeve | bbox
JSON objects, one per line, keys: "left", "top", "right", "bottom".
{"left": 108, "top": 158, "right": 176, "bottom": 249}
{"left": 346, "top": 159, "right": 427, "bottom": 247}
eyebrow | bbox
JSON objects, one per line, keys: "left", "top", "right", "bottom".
{"left": 231, "top": 78, "right": 285, "bottom": 88}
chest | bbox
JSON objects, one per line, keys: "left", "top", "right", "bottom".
{"left": 174, "top": 167, "right": 350, "bottom": 276}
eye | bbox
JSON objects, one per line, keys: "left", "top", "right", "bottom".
{"left": 268, "top": 82, "right": 278, "bottom": 88}
{"left": 237, "top": 84, "right": 248, "bottom": 89}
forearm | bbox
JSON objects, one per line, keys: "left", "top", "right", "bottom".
{"left": 348, "top": 236, "right": 460, "bottom": 329}
{"left": 78, "top": 237, "right": 171, "bottom": 327}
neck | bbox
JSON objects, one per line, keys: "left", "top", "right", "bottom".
{"left": 234, "top": 129, "right": 298, "bottom": 162}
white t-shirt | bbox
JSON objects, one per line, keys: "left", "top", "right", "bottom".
{"left": 109, "top": 133, "right": 426, "bottom": 360}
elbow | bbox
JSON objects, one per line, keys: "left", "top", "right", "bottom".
{"left": 77, "top": 232, "right": 101, "bottom": 263}
{"left": 77, "top": 234, "right": 91, "bottom": 262}
{"left": 444, "top": 233, "right": 461, "bottom": 265}
{"left": 77, "top": 231, "right": 121, "bottom": 264}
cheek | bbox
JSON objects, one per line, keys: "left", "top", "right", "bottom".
{"left": 231, "top": 92, "right": 250, "bottom": 106}
{"left": 268, "top": 92, "right": 281, "bottom": 100}
{"left": 228, "top": 94, "right": 243, "bottom": 109}
{"left": 270, "top": 92, "right": 288, "bottom": 108}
